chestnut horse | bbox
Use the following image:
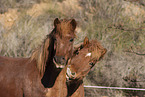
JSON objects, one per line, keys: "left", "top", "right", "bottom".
{"left": 67, "top": 37, "right": 107, "bottom": 97}
{"left": 45, "top": 37, "right": 107, "bottom": 97}
{"left": 0, "top": 18, "right": 77, "bottom": 97}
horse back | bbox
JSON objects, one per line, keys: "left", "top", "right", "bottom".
{"left": 0, "top": 56, "right": 45, "bottom": 97}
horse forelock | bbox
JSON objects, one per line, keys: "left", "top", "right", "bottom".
{"left": 86, "top": 40, "right": 107, "bottom": 61}
{"left": 55, "top": 19, "right": 76, "bottom": 38}
{"left": 73, "top": 40, "right": 105, "bottom": 61}
{"left": 86, "top": 40, "right": 104, "bottom": 51}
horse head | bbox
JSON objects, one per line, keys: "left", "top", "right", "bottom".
{"left": 52, "top": 18, "right": 77, "bottom": 68}
{"left": 66, "top": 37, "right": 107, "bottom": 81}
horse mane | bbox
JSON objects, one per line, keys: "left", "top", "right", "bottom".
{"left": 55, "top": 19, "right": 77, "bottom": 38}
{"left": 87, "top": 40, "right": 104, "bottom": 51}
{"left": 74, "top": 40, "right": 103, "bottom": 53}
{"left": 30, "top": 32, "right": 53, "bottom": 76}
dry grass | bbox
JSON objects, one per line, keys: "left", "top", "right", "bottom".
{"left": 0, "top": 0, "right": 145, "bottom": 96}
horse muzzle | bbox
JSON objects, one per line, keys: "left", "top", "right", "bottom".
{"left": 53, "top": 56, "right": 67, "bottom": 68}
{"left": 66, "top": 65, "right": 76, "bottom": 81}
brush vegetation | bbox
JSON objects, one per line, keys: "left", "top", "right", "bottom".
{"left": 0, "top": 0, "right": 145, "bottom": 96}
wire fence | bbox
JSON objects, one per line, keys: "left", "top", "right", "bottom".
{"left": 84, "top": 85, "right": 145, "bottom": 91}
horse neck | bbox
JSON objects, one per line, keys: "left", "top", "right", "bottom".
{"left": 41, "top": 61, "right": 62, "bottom": 88}
{"left": 45, "top": 65, "right": 68, "bottom": 97}
{"left": 54, "top": 65, "right": 67, "bottom": 85}
{"left": 67, "top": 79, "right": 83, "bottom": 96}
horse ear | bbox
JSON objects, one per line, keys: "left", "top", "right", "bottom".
{"left": 83, "top": 37, "right": 89, "bottom": 46}
{"left": 54, "top": 18, "right": 60, "bottom": 27}
{"left": 70, "top": 19, "right": 77, "bottom": 30}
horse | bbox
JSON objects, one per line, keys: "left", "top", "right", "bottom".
{"left": 45, "top": 37, "right": 107, "bottom": 97}
{"left": 66, "top": 37, "right": 107, "bottom": 97}
{"left": 0, "top": 18, "right": 77, "bottom": 97}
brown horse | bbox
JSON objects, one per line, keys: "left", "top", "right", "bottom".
{"left": 0, "top": 18, "right": 77, "bottom": 97}
{"left": 66, "top": 37, "right": 107, "bottom": 97}
{"left": 45, "top": 37, "right": 107, "bottom": 97}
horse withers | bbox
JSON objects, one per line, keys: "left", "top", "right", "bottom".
{"left": 0, "top": 18, "right": 77, "bottom": 97}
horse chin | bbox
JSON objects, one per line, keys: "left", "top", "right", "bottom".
{"left": 66, "top": 67, "right": 76, "bottom": 81}
{"left": 53, "top": 58, "right": 65, "bottom": 68}
{"left": 66, "top": 74, "right": 75, "bottom": 82}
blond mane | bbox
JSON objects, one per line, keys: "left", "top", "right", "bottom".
{"left": 30, "top": 35, "right": 51, "bottom": 76}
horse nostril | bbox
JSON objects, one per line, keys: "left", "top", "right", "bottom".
{"left": 61, "top": 57, "right": 66, "bottom": 62}
{"left": 71, "top": 72, "right": 75, "bottom": 76}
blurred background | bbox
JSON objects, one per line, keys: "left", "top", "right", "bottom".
{"left": 0, "top": 0, "right": 145, "bottom": 96}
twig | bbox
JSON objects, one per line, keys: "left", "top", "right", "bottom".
{"left": 108, "top": 24, "right": 145, "bottom": 32}
{"left": 124, "top": 46, "right": 145, "bottom": 56}
{"left": 124, "top": 0, "right": 145, "bottom": 6}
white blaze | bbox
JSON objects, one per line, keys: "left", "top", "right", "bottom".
{"left": 85, "top": 53, "right": 91, "bottom": 57}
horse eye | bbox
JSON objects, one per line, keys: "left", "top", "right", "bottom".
{"left": 69, "top": 38, "right": 74, "bottom": 42}
{"left": 76, "top": 51, "right": 79, "bottom": 55}
{"left": 74, "top": 50, "right": 79, "bottom": 55}
{"left": 89, "top": 62, "right": 94, "bottom": 66}
{"left": 54, "top": 38, "right": 57, "bottom": 41}
{"left": 71, "top": 72, "right": 76, "bottom": 75}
